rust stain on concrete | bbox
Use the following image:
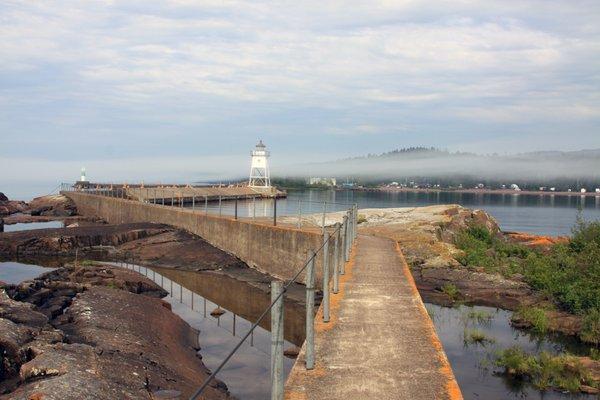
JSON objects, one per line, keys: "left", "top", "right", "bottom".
{"left": 395, "top": 241, "right": 463, "bottom": 400}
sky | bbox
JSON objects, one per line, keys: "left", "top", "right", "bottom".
{"left": 1, "top": 1, "right": 600, "bottom": 199}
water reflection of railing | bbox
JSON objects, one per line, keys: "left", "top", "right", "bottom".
{"left": 102, "top": 260, "right": 272, "bottom": 356}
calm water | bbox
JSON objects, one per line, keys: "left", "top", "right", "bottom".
{"left": 119, "top": 264, "right": 301, "bottom": 400}
{"left": 3, "top": 220, "right": 64, "bottom": 232}
{"left": 427, "top": 304, "right": 595, "bottom": 400}
{"left": 197, "top": 189, "right": 600, "bottom": 236}
{"left": 0, "top": 261, "right": 55, "bottom": 284}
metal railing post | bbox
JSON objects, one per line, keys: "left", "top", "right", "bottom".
{"left": 321, "top": 201, "right": 327, "bottom": 234}
{"left": 333, "top": 223, "right": 340, "bottom": 294}
{"left": 192, "top": 195, "right": 195, "bottom": 210}
{"left": 305, "top": 251, "right": 316, "bottom": 370}
{"left": 271, "top": 281, "right": 284, "bottom": 400}
{"left": 340, "top": 215, "right": 347, "bottom": 274}
{"left": 205, "top": 196, "right": 208, "bottom": 215}
{"left": 273, "top": 197, "right": 277, "bottom": 226}
{"left": 323, "top": 231, "right": 330, "bottom": 322}
{"left": 234, "top": 196, "right": 238, "bottom": 220}
{"left": 252, "top": 197, "right": 256, "bottom": 219}
{"left": 345, "top": 212, "right": 351, "bottom": 262}
{"left": 354, "top": 205, "right": 358, "bottom": 240}
{"left": 219, "top": 196, "right": 222, "bottom": 216}
{"left": 297, "top": 200, "right": 302, "bottom": 228}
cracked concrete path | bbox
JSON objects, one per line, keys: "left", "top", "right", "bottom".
{"left": 285, "top": 234, "right": 462, "bottom": 400}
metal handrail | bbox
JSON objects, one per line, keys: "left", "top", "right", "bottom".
{"left": 188, "top": 221, "right": 346, "bottom": 399}
{"left": 60, "top": 181, "right": 358, "bottom": 399}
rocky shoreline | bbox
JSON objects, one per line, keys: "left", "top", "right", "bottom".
{"left": 0, "top": 263, "right": 231, "bottom": 399}
{"left": 280, "top": 205, "right": 591, "bottom": 341}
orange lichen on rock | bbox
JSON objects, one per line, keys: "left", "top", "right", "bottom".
{"left": 507, "top": 232, "right": 568, "bottom": 248}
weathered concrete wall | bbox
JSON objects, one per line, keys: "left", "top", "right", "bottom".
{"left": 63, "top": 192, "right": 330, "bottom": 285}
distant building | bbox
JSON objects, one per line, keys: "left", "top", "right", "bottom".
{"left": 581, "top": 188, "right": 587, "bottom": 193}
{"left": 550, "top": 187, "right": 556, "bottom": 191}
{"left": 309, "top": 177, "right": 337, "bottom": 187}
{"left": 510, "top": 184, "right": 521, "bottom": 191}
{"left": 595, "top": 188, "right": 600, "bottom": 193}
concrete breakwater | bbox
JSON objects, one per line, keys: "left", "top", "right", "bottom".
{"left": 62, "top": 191, "right": 333, "bottom": 286}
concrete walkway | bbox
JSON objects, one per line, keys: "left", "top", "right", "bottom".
{"left": 285, "top": 234, "right": 462, "bottom": 400}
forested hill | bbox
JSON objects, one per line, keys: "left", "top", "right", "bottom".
{"left": 279, "top": 148, "right": 600, "bottom": 188}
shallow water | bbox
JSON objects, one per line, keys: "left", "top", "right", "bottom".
{"left": 3, "top": 220, "right": 64, "bottom": 232}
{"left": 0, "top": 261, "right": 55, "bottom": 284}
{"left": 120, "top": 264, "right": 300, "bottom": 400}
{"left": 426, "top": 303, "right": 596, "bottom": 399}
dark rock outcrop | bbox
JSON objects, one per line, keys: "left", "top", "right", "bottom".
{"left": 27, "top": 195, "right": 77, "bottom": 217}
{"left": 0, "top": 264, "right": 230, "bottom": 399}
{"left": 0, "top": 193, "right": 27, "bottom": 217}
{"left": 0, "top": 223, "right": 170, "bottom": 256}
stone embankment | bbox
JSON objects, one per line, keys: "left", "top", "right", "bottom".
{"left": 0, "top": 264, "right": 230, "bottom": 399}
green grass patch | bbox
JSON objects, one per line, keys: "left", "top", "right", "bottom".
{"left": 466, "top": 309, "right": 493, "bottom": 324}
{"left": 513, "top": 307, "right": 550, "bottom": 334}
{"left": 357, "top": 214, "right": 367, "bottom": 224}
{"left": 79, "top": 260, "right": 95, "bottom": 267}
{"left": 441, "top": 283, "right": 460, "bottom": 301}
{"left": 463, "top": 329, "right": 495, "bottom": 346}
{"left": 495, "top": 347, "right": 597, "bottom": 393}
{"left": 581, "top": 309, "right": 600, "bottom": 345}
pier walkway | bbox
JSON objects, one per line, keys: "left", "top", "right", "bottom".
{"left": 285, "top": 234, "right": 462, "bottom": 400}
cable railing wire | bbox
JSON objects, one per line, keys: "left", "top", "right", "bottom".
{"left": 188, "top": 222, "right": 344, "bottom": 400}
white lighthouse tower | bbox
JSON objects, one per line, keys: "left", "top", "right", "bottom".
{"left": 249, "top": 140, "right": 271, "bottom": 188}
{"left": 80, "top": 167, "right": 88, "bottom": 182}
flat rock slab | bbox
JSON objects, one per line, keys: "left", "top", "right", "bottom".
{"left": 285, "top": 235, "right": 462, "bottom": 400}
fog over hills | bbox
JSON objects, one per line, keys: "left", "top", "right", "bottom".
{"left": 277, "top": 147, "right": 600, "bottom": 186}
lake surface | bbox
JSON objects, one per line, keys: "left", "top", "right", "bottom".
{"left": 197, "top": 189, "right": 600, "bottom": 236}
{"left": 427, "top": 303, "right": 595, "bottom": 400}
{"left": 0, "top": 261, "right": 55, "bottom": 284}
{"left": 3, "top": 220, "right": 64, "bottom": 232}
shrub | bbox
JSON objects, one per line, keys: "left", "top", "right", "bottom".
{"left": 513, "top": 307, "right": 549, "bottom": 334}
{"left": 495, "top": 347, "right": 595, "bottom": 393}
{"left": 441, "top": 283, "right": 460, "bottom": 300}
{"left": 456, "top": 218, "right": 600, "bottom": 342}
{"left": 495, "top": 346, "right": 533, "bottom": 375}
{"left": 463, "top": 329, "right": 495, "bottom": 345}
{"left": 357, "top": 214, "right": 367, "bottom": 224}
{"left": 581, "top": 309, "right": 600, "bottom": 345}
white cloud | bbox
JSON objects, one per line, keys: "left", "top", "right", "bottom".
{"left": 0, "top": 0, "right": 599, "bottom": 189}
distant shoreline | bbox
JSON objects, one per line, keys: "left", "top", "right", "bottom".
{"left": 355, "top": 187, "right": 600, "bottom": 197}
